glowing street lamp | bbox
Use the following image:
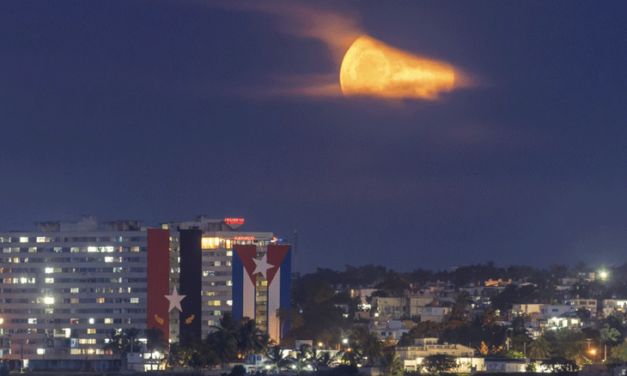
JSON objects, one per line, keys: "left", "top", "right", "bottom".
{"left": 599, "top": 270, "right": 608, "bottom": 281}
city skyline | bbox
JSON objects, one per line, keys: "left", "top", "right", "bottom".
{"left": 2, "top": 1, "right": 627, "bottom": 273}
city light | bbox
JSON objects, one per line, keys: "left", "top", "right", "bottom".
{"left": 599, "top": 270, "right": 608, "bottom": 281}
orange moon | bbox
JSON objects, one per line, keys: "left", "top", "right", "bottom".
{"left": 339, "top": 36, "right": 457, "bottom": 99}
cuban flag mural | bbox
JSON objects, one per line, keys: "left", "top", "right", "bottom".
{"left": 233, "top": 244, "right": 291, "bottom": 343}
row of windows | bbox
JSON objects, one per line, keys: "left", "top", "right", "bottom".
{"left": 206, "top": 300, "right": 233, "bottom": 306}
{"left": 1, "top": 277, "right": 147, "bottom": 284}
{"left": 0, "top": 237, "right": 145, "bottom": 243}
{"left": 3, "top": 319, "right": 147, "bottom": 333}
{"left": 0, "top": 267, "right": 145, "bottom": 273}
{"left": 0, "top": 257, "right": 144, "bottom": 263}
{"left": 2, "top": 246, "right": 144, "bottom": 254}
{"left": 1, "top": 297, "right": 140, "bottom": 304}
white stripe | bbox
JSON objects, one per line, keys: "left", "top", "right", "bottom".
{"left": 267, "top": 266, "right": 281, "bottom": 343}
{"left": 243, "top": 272, "right": 256, "bottom": 320}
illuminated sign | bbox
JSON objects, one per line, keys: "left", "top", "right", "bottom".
{"left": 225, "top": 218, "right": 245, "bottom": 225}
{"left": 234, "top": 236, "right": 255, "bottom": 241}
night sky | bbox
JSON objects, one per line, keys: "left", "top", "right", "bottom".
{"left": 3, "top": 1, "right": 627, "bottom": 273}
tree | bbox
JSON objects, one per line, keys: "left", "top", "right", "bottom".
{"left": 422, "top": 354, "right": 457, "bottom": 375}
{"left": 238, "top": 317, "right": 269, "bottom": 355}
{"left": 361, "top": 332, "right": 383, "bottom": 366}
{"left": 264, "top": 346, "right": 292, "bottom": 372}
{"left": 382, "top": 353, "right": 403, "bottom": 376}
{"left": 610, "top": 339, "right": 627, "bottom": 362}
{"left": 207, "top": 313, "right": 240, "bottom": 367}
{"left": 600, "top": 323, "right": 622, "bottom": 346}
{"left": 166, "top": 342, "right": 184, "bottom": 368}
{"left": 542, "top": 357, "right": 578, "bottom": 373}
{"left": 146, "top": 327, "right": 169, "bottom": 356}
{"left": 528, "top": 337, "right": 551, "bottom": 359}
{"left": 123, "top": 327, "right": 142, "bottom": 353}
{"left": 504, "top": 350, "right": 525, "bottom": 359}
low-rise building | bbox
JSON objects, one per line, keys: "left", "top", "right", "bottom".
{"left": 421, "top": 306, "right": 450, "bottom": 323}
{"left": 397, "top": 338, "right": 484, "bottom": 372}
{"left": 565, "top": 299, "right": 597, "bottom": 315}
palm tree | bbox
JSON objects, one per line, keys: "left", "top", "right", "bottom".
{"left": 292, "top": 344, "right": 313, "bottom": 372}
{"left": 123, "top": 327, "right": 142, "bottom": 353}
{"left": 166, "top": 342, "right": 184, "bottom": 369}
{"left": 102, "top": 329, "right": 124, "bottom": 370}
{"left": 238, "top": 317, "right": 269, "bottom": 355}
{"left": 528, "top": 337, "right": 552, "bottom": 359}
{"left": 264, "top": 346, "right": 291, "bottom": 373}
{"left": 146, "top": 327, "right": 168, "bottom": 353}
{"left": 207, "top": 313, "right": 240, "bottom": 367}
{"left": 382, "top": 353, "right": 403, "bottom": 376}
{"left": 361, "top": 332, "right": 383, "bottom": 366}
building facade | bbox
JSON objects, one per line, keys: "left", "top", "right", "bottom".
{"left": 0, "top": 216, "right": 289, "bottom": 370}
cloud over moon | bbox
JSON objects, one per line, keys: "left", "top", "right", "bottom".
{"left": 205, "top": 1, "right": 473, "bottom": 100}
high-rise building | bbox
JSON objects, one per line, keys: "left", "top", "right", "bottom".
{"left": 0, "top": 216, "right": 157, "bottom": 371}
{"left": 0, "top": 216, "right": 290, "bottom": 370}
{"left": 165, "top": 216, "right": 291, "bottom": 345}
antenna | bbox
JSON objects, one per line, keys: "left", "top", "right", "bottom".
{"left": 293, "top": 229, "right": 298, "bottom": 280}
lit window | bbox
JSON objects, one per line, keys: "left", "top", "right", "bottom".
{"left": 226, "top": 250, "right": 233, "bottom": 257}
{"left": 45, "top": 278, "right": 54, "bottom": 284}
{"left": 20, "top": 277, "right": 27, "bottom": 284}
{"left": 89, "top": 318, "right": 95, "bottom": 324}
{"left": 87, "top": 328, "right": 96, "bottom": 334}
{"left": 43, "top": 297, "right": 54, "bottom": 304}
{"left": 227, "top": 280, "right": 232, "bottom": 286}
{"left": 104, "top": 318, "right": 113, "bottom": 324}
{"left": 28, "top": 318, "right": 37, "bottom": 324}
{"left": 71, "top": 318, "right": 79, "bottom": 324}
{"left": 20, "top": 237, "right": 28, "bottom": 243}
{"left": 213, "top": 310, "right": 221, "bottom": 316}
{"left": 71, "top": 349, "right": 81, "bottom": 355}
{"left": 97, "top": 298, "right": 105, "bottom": 303}
{"left": 227, "top": 300, "right": 233, "bottom": 306}
{"left": 104, "top": 257, "right": 113, "bottom": 263}
{"left": 29, "top": 247, "right": 37, "bottom": 253}
{"left": 87, "top": 246, "right": 97, "bottom": 253}
{"left": 71, "top": 287, "right": 79, "bottom": 293}
{"left": 201, "top": 237, "right": 220, "bottom": 249}
{"left": 36, "top": 237, "right": 46, "bottom": 243}
{"left": 130, "top": 298, "right": 139, "bottom": 304}
{"left": 37, "top": 348, "right": 45, "bottom": 355}
{"left": 45, "top": 267, "right": 54, "bottom": 274}
{"left": 261, "top": 281, "right": 267, "bottom": 287}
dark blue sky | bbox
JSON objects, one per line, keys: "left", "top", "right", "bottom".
{"left": 2, "top": 1, "right": 627, "bottom": 273}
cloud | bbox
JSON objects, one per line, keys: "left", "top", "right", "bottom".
{"left": 202, "top": 1, "right": 474, "bottom": 100}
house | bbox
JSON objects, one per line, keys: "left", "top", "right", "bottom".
{"left": 407, "top": 295, "right": 436, "bottom": 318}
{"left": 485, "top": 358, "right": 529, "bottom": 372}
{"left": 565, "top": 299, "right": 598, "bottom": 315}
{"left": 421, "top": 306, "right": 451, "bottom": 323}
{"left": 372, "top": 297, "right": 406, "bottom": 320}
{"left": 397, "top": 338, "right": 484, "bottom": 372}
{"left": 372, "top": 320, "right": 410, "bottom": 342}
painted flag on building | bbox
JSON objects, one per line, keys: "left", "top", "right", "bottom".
{"left": 232, "top": 244, "right": 291, "bottom": 343}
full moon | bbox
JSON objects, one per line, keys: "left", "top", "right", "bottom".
{"left": 339, "top": 36, "right": 457, "bottom": 99}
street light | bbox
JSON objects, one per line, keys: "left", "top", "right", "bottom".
{"left": 599, "top": 270, "right": 608, "bottom": 281}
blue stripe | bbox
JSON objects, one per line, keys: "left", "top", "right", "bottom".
{"left": 280, "top": 248, "right": 292, "bottom": 337}
{"left": 231, "top": 250, "right": 244, "bottom": 321}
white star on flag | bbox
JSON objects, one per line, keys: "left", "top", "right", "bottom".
{"left": 165, "top": 286, "right": 186, "bottom": 312}
{"left": 252, "top": 254, "right": 275, "bottom": 279}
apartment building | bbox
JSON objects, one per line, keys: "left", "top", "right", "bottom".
{"left": 0, "top": 216, "right": 154, "bottom": 370}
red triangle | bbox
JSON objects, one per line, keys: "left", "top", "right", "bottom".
{"left": 234, "top": 245, "right": 258, "bottom": 285}
{"left": 266, "top": 245, "right": 290, "bottom": 285}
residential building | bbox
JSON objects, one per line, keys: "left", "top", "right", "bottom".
{"left": 372, "top": 297, "right": 405, "bottom": 320}
{"left": 0, "top": 216, "right": 156, "bottom": 370}
{"left": 565, "top": 299, "right": 597, "bottom": 315}
{"left": 166, "top": 216, "right": 290, "bottom": 345}
{"left": 407, "top": 295, "right": 435, "bottom": 318}
{"left": 420, "top": 306, "right": 450, "bottom": 323}
{"left": 397, "top": 338, "right": 484, "bottom": 372}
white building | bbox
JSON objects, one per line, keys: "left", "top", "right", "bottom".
{"left": 397, "top": 338, "right": 484, "bottom": 372}
{"left": 0, "top": 216, "right": 149, "bottom": 371}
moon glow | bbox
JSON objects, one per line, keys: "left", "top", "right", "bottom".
{"left": 340, "top": 36, "right": 457, "bottom": 99}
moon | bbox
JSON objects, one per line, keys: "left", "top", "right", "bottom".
{"left": 339, "top": 36, "right": 457, "bottom": 99}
